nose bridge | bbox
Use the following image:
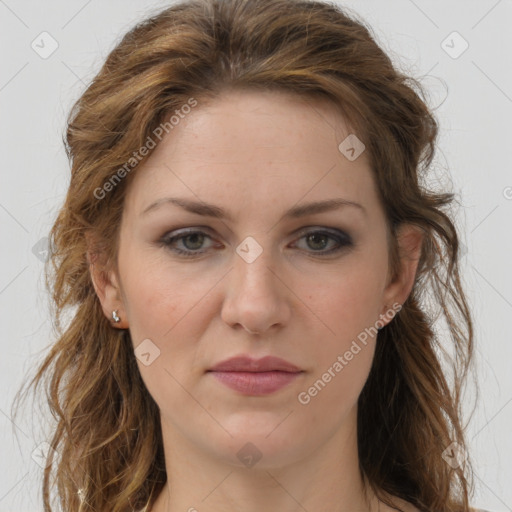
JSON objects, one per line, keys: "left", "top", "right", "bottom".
{"left": 221, "top": 233, "right": 290, "bottom": 333}
{"left": 233, "top": 234, "right": 278, "bottom": 294}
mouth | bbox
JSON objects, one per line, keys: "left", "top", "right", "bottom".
{"left": 207, "top": 370, "right": 304, "bottom": 395}
{"left": 206, "top": 355, "right": 304, "bottom": 395}
{"left": 208, "top": 354, "right": 302, "bottom": 373}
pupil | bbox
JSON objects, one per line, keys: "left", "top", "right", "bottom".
{"left": 185, "top": 234, "right": 203, "bottom": 250}
{"left": 308, "top": 233, "right": 327, "bottom": 250}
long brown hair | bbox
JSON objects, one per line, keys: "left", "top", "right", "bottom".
{"left": 12, "top": 0, "right": 478, "bottom": 510}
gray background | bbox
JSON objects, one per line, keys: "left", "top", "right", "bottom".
{"left": 1, "top": 0, "right": 511, "bottom": 510}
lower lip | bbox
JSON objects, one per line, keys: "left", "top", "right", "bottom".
{"left": 208, "top": 371, "right": 303, "bottom": 395}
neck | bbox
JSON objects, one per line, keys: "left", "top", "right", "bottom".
{"left": 150, "top": 406, "right": 380, "bottom": 512}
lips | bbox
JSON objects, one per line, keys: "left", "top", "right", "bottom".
{"left": 207, "top": 355, "right": 304, "bottom": 395}
{"left": 207, "top": 355, "right": 302, "bottom": 373}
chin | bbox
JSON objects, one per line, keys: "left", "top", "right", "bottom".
{"left": 202, "top": 423, "right": 313, "bottom": 470}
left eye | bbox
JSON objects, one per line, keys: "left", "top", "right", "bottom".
{"left": 159, "top": 228, "right": 352, "bottom": 258}
{"left": 293, "top": 230, "right": 350, "bottom": 253}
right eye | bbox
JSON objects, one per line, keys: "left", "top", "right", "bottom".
{"left": 159, "top": 229, "right": 220, "bottom": 258}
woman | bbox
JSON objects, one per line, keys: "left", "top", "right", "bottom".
{"left": 12, "top": 0, "right": 487, "bottom": 510}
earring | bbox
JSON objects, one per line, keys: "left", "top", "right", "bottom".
{"left": 112, "top": 310, "right": 121, "bottom": 323}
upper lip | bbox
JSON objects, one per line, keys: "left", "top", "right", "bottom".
{"left": 208, "top": 355, "right": 302, "bottom": 373}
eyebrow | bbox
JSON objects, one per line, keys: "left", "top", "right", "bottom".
{"left": 141, "top": 196, "right": 366, "bottom": 221}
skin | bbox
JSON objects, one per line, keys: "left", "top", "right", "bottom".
{"left": 90, "top": 89, "right": 423, "bottom": 512}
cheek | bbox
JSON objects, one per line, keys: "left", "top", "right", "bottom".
{"left": 300, "top": 256, "right": 386, "bottom": 344}
{"left": 294, "top": 251, "right": 386, "bottom": 394}
{"left": 123, "top": 270, "right": 175, "bottom": 337}
{"left": 119, "top": 250, "right": 219, "bottom": 376}
{"left": 120, "top": 261, "right": 207, "bottom": 414}
{"left": 119, "top": 243, "right": 198, "bottom": 333}
{"left": 124, "top": 277, "right": 201, "bottom": 365}
{"left": 295, "top": 274, "right": 381, "bottom": 425}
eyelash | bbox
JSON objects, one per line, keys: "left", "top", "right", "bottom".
{"left": 158, "top": 227, "right": 353, "bottom": 258}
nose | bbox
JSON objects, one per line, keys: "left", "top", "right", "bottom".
{"left": 220, "top": 238, "right": 292, "bottom": 335}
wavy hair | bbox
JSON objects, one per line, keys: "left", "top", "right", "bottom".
{"left": 12, "top": 0, "right": 478, "bottom": 510}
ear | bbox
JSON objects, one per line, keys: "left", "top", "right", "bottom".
{"left": 86, "top": 232, "right": 129, "bottom": 329}
{"left": 379, "top": 223, "right": 423, "bottom": 327}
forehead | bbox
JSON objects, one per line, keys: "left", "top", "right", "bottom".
{"left": 123, "top": 89, "right": 380, "bottom": 221}
{"left": 164, "top": 88, "right": 354, "bottom": 155}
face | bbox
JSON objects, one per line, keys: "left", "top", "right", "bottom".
{"left": 97, "top": 89, "right": 414, "bottom": 469}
